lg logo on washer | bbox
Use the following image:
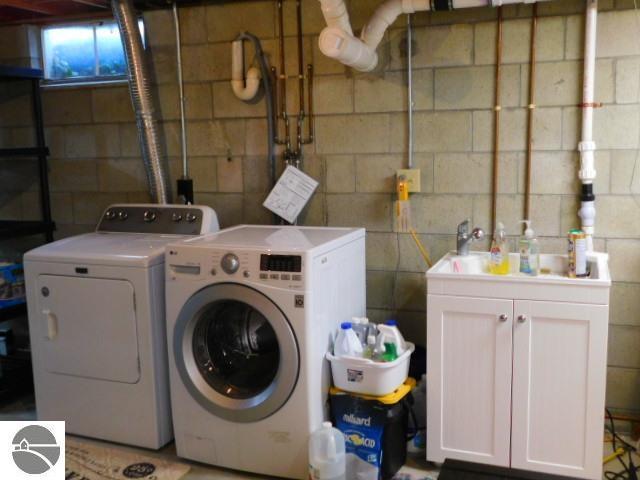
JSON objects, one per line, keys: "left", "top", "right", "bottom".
{"left": 0, "top": 422, "right": 65, "bottom": 479}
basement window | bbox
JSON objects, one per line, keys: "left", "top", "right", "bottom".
{"left": 42, "top": 19, "right": 145, "bottom": 86}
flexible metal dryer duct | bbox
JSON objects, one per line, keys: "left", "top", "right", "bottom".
{"left": 112, "top": 0, "right": 172, "bottom": 204}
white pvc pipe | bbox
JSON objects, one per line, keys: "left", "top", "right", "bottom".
{"left": 361, "top": 0, "right": 404, "bottom": 50}
{"left": 319, "top": 27, "right": 378, "bottom": 71}
{"left": 319, "top": 0, "right": 353, "bottom": 34}
{"left": 231, "top": 39, "right": 261, "bottom": 101}
{"left": 318, "top": 0, "right": 552, "bottom": 72}
{"left": 578, "top": 0, "right": 598, "bottom": 252}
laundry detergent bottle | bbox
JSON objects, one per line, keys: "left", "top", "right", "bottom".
{"left": 333, "top": 322, "right": 363, "bottom": 358}
{"left": 309, "top": 422, "right": 346, "bottom": 480}
{"left": 489, "top": 222, "right": 510, "bottom": 275}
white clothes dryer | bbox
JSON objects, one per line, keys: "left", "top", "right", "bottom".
{"left": 24, "top": 204, "right": 219, "bottom": 449}
{"left": 165, "top": 225, "right": 366, "bottom": 478}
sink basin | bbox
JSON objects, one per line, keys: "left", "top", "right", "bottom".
{"left": 427, "top": 251, "right": 611, "bottom": 304}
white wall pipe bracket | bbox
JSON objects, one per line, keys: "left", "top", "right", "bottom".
{"left": 231, "top": 39, "right": 261, "bottom": 101}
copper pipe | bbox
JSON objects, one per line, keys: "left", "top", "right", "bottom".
{"left": 491, "top": 6, "right": 503, "bottom": 234}
{"left": 276, "top": 0, "right": 289, "bottom": 150}
{"left": 271, "top": 66, "right": 282, "bottom": 143}
{"left": 296, "top": 0, "right": 305, "bottom": 118}
{"left": 304, "top": 64, "right": 314, "bottom": 143}
{"left": 524, "top": 3, "right": 538, "bottom": 224}
{"left": 296, "top": 0, "right": 305, "bottom": 160}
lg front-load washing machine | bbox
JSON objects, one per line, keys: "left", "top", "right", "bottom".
{"left": 24, "top": 204, "right": 219, "bottom": 449}
{"left": 165, "top": 225, "right": 366, "bottom": 478}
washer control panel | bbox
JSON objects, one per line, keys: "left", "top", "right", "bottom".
{"left": 97, "top": 204, "right": 218, "bottom": 235}
{"left": 169, "top": 248, "right": 304, "bottom": 287}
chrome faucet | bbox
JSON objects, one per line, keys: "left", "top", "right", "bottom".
{"left": 457, "top": 219, "right": 485, "bottom": 256}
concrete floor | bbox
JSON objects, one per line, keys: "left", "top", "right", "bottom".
{"left": 1, "top": 395, "right": 637, "bottom": 480}
{"left": 64, "top": 435, "right": 640, "bottom": 480}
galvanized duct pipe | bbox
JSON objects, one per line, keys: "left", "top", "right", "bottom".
{"left": 112, "top": 0, "right": 172, "bottom": 204}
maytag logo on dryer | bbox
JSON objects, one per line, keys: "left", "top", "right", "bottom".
{"left": 0, "top": 421, "right": 65, "bottom": 480}
{"left": 342, "top": 413, "right": 371, "bottom": 427}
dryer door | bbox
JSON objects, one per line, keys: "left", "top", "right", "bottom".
{"left": 36, "top": 274, "right": 140, "bottom": 384}
{"left": 174, "top": 283, "right": 299, "bottom": 423}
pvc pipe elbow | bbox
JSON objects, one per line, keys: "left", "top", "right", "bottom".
{"left": 361, "top": 0, "right": 404, "bottom": 48}
{"left": 231, "top": 67, "right": 261, "bottom": 101}
{"left": 319, "top": 27, "right": 378, "bottom": 72}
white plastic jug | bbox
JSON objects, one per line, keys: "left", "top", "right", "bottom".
{"left": 334, "top": 322, "right": 363, "bottom": 357}
{"left": 351, "top": 316, "right": 369, "bottom": 344}
{"left": 308, "top": 422, "right": 346, "bottom": 480}
{"left": 376, "top": 320, "right": 407, "bottom": 356}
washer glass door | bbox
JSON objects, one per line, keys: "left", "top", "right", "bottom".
{"left": 175, "top": 283, "right": 299, "bottom": 422}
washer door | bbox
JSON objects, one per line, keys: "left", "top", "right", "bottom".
{"left": 174, "top": 283, "right": 299, "bottom": 423}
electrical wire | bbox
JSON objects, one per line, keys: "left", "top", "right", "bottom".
{"left": 604, "top": 408, "right": 640, "bottom": 480}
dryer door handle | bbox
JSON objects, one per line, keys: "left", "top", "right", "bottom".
{"left": 42, "top": 309, "right": 58, "bottom": 340}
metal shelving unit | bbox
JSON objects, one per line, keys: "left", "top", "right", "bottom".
{"left": 0, "top": 65, "right": 55, "bottom": 248}
{"left": 0, "top": 66, "right": 55, "bottom": 403}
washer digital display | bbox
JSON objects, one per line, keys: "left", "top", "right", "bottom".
{"left": 259, "top": 255, "right": 302, "bottom": 272}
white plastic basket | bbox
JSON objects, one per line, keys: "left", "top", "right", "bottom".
{"left": 326, "top": 342, "right": 415, "bottom": 396}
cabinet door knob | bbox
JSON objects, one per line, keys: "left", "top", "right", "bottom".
{"left": 518, "top": 315, "right": 527, "bottom": 323}
{"left": 499, "top": 314, "right": 508, "bottom": 322}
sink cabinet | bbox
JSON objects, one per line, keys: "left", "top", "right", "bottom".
{"left": 426, "top": 253, "right": 610, "bottom": 480}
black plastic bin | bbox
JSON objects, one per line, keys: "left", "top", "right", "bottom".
{"left": 329, "top": 379, "right": 415, "bottom": 480}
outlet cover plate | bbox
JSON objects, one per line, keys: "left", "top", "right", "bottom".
{"left": 397, "top": 169, "right": 421, "bottom": 193}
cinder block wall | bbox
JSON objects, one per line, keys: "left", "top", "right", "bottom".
{"left": 0, "top": 0, "right": 639, "bottom": 413}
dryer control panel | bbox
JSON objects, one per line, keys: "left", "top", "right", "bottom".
{"left": 96, "top": 204, "right": 219, "bottom": 235}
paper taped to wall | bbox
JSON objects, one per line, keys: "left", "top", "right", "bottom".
{"left": 263, "top": 165, "right": 318, "bottom": 223}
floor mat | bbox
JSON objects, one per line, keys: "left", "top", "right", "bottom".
{"left": 66, "top": 437, "right": 190, "bottom": 480}
{"left": 393, "top": 465, "right": 440, "bottom": 480}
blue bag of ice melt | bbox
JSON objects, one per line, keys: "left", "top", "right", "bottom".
{"left": 330, "top": 381, "right": 413, "bottom": 480}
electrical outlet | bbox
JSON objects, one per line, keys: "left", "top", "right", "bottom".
{"left": 397, "top": 169, "right": 421, "bottom": 193}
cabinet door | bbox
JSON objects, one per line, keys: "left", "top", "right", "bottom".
{"left": 427, "top": 295, "right": 514, "bottom": 467}
{"left": 511, "top": 300, "right": 608, "bottom": 480}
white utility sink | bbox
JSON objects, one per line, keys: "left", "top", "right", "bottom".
{"left": 427, "top": 251, "right": 611, "bottom": 304}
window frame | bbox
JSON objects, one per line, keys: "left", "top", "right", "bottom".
{"left": 41, "top": 18, "right": 145, "bottom": 88}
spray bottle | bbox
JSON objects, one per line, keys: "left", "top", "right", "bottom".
{"left": 375, "top": 320, "right": 407, "bottom": 362}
